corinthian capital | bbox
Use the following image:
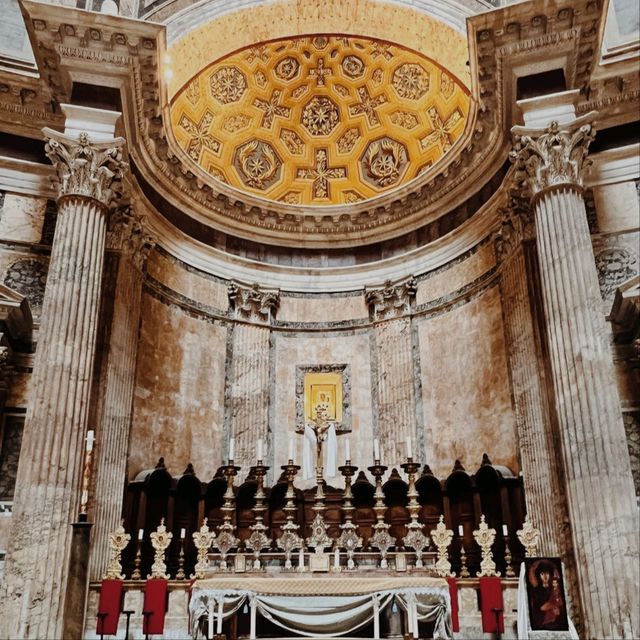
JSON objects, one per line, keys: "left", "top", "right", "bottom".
{"left": 228, "top": 282, "right": 280, "bottom": 324}
{"left": 365, "top": 276, "right": 417, "bottom": 321}
{"left": 43, "top": 128, "right": 128, "bottom": 209}
{"left": 510, "top": 112, "right": 597, "bottom": 199}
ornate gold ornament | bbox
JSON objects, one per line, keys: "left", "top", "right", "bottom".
{"left": 421, "top": 107, "right": 463, "bottom": 151}
{"left": 473, "top": 515, "right": 500, "bottom": 578}
{"left": 392, "top": 63, "right": 429, "bottom": 99}
{"left": 178, "top": 111, "right": 220, "bottom": 161}
{"left": 253, "top": 90, "right": 291, "bottom": 129}
{"left": 510, "top": 114, "right": 597, "bottom": 197}
{"left": 390, "top": 111, "right": 419, "bottom": 130}
{"left": 280, "top": 129, "right": 305, "bottom": 155}
{"left": 516, "top": 516, "right": 541, "bottom": 558}
{"left": 349, "top": 86, "right": 387, "bottom": 126}
{"left": 341, "top": 55, "right": 365, "bottom": 78}
{"left": 296, "top": 148, "right": 346, "bottom": 199}
{"left": 209, "top": 66, "right": 247, "bottom": 104}
{"left": 337, "top": 128, "right": 360, "bottom": 154}
{"left": 301, "top": 96, "right": 340, "bottom": 136}
{"left": 192, "top": 518, "right": 216, "bottom": 579}
{"left": 363, "top": 139, "right": 407, "bottom": 188}
{"left": 104, "top": 522, "right": 131, "bottom": 580}
{"left": 236, "top": 140, "right": 281, "bottom": 189}
{"left": 222, "top": 114, "right": 251, "bottom": 133}
{"left": 431, "top": 515, "right": 454, "bottom": 577}
{"left": 44, "top": 130, "right": 127, "bottom": 208}
{"left": 275, "top": 56, "right": 300, "bottom": 81}
{"left": 148, "top": 518, "right": 173, "bottom": 579}
{"left": 309, "top": 57, "right": 332, "bottom": 86}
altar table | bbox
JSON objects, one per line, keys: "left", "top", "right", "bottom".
{"left": 189, "top": 575, "right": 452, "bottom": 639}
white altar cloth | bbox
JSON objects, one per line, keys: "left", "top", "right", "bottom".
{"left": 189, "top": 575, "right": 451, "bottom": 639}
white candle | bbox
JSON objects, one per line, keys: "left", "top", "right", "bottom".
{"left": 180, "top": 527, "right": 186, "bottom": 539}
{"left": 257, "top": 438, "right": 263, "bottom": 462}
{"left": 86, "top": 430, "right": 95, "bottom": 452}
{"left": 458, "top": 525, "right": 463, "bottom": 537}
{"left": 288, "top": 437, "right": 294, "bottom": 461}
{"left": 228, "top": 437, "right": 235, "bottom": 461}
{"left": 345, "top": 438, "right": 351, "bottom": 462}
{"left": 298, "top": 548, "right": 304, "bottom": 567}
{"left": 138, "top": 528, "right": 144, "bottom": 541}
{"left": 406, "top": 437, "right": 412, "bottom": 459}
{"left": 502, "top": 524, "right": 508, "bottom": 537}
{"left": 373, "top": 438, "right": 380, "bottom": 461}
{"left": 334, "top": 548, "right": 340, "bottom": 567}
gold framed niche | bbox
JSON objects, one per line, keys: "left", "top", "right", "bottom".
{"left": 304, "top": 371, "right": 343, "bottom": 423}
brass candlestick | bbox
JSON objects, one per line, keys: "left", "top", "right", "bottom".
{"left": 504, "top": 534, "right": 515, "bottom": 578}
{"left": 368, "top": 461, "right": 392, "bottom": 568}
{"left": 459, "top": 540, "right": 470, "bottom": 578}
{"left": 176, "top": 537, "right": 186, "bottom": 580}
{"left": 246, "top": 461, "right": 271, "bottom": 570}
{"left": 276, "top": 461, "right": 303, "bottom": 570}
{"left": 401, "top": 459, "right": 429, "bottom": 568}
{"left": 131, "top": 538, "right": 143, "bottom": 580}
{"left": 431, "top": 515, "right": 454, "bottom": 577}
{"left": 215, "top": 462, "right": 240, "bottom": 571}
{"left": 192, "top": 518, "right": 216, "bottom": 579}
{"left": 337, "top": 462, "right": 362, "bottom": 570}
{"left": 473, "top": 515, "right": 500, "bottom": 577}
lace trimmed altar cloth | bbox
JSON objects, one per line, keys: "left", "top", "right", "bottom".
{"left": 189, "top": 575, "right": 452, "bottom": 639}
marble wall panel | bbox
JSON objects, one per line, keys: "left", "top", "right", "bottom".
{"left": 129, "top": 292, "right": 227, "bottom": 480}
{"left": 272, "top": 331, "right": 374, "bottom": 487}
{"left": 417, "top": 285, "right": 518, "bottom": 477}
{"left": 593, "top": 182, "right": 640, "bottom": 234}
{"left": 416, "top": 242, "right": 496, "bottom": 306}
{"left": 277, "top": 293, "right": 367, "bottom": 323}
{"left": 6, "top": 371, "right": 32, "bottom": 409}
{"left": 146, "top": 250, "right": 229, "bottom": 312}
{"left": 0, "top": 193, "right": 46, "bottom": 244}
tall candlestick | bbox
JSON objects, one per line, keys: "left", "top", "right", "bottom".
{"left": 86, "top": 429, "right": 95, "bottom": 452}
{"left": 228, "top": 437, "right": 235, "bottom": 461}
{"left": 288, "top": 437, "right": 294, "bottom": 461}
{"left": 373, "top": 438, "right": 380, "bottom": 461}
{"left": 406, "top": 437, "right": 412, "bottom": 459}
{"left": 257, "top": 438, "right": 263, "bottom": 462}
{"left": 345, "top": 438, "right": 350, "bottom": 462}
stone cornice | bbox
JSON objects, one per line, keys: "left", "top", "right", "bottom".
{"left": 5, "top": 0, "right": 610, "bottom": 248}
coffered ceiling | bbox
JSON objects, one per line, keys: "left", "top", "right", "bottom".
{"left": 170, "top": 35, "right": 470, "bottom": 206}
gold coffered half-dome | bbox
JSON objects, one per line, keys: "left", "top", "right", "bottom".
{"left": 170, "top": 34, "right": 470, "bottom": 206}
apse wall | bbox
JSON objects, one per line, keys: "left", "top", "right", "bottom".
{"left": 126, "top": 237, "right": 519, "bottom": 483}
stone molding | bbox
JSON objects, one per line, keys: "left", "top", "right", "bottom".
{"left": 227, "top": 282, "right": 280, "bottom": 324}
{"left": 365, "top": 276, "right": 417, "bottom": 321}
{"left": 43, "top": 129, "right": 128, "bottom": 209}
{"left": 510, "top": 113, "right": 597, "bottom": 199}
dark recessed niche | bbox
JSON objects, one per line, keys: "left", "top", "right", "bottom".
{"left": 516, "top": 69, "right": 566, "bottom": 100}
{"left": 590, "top": 121, "right": 640, "bottom": 153}
{"left": 70, "top": 82, "right": 122, "bottom": 112}
{"left": 0, "top": 131, "right": 48, "bottom": 163}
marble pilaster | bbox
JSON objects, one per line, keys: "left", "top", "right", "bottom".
{"left": 88, "top": 209, "right": 153, "bottom": 580}
{"left": 366, "top": 278, "right": 418, "bottom": 463}
{"left": 0, "top": 109, "right": 126, "bottom": 639}
{"left": 512, "top": 108, "right": 640, "bottom": 639}
{"left": 225, "top": 283, "right": 278, "bottom": 478}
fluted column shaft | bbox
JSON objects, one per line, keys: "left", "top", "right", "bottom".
{"left": 0, "top": 125, "right": 126, "bottom": 639}
{"left": 512, "top": 115, "right": 639, "bottom": 639}
{"left": 89, "top": 250, "right": 145, "bottom": 580}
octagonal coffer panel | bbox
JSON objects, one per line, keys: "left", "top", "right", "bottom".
{"left": 171, "top": 34, "right": 470, "bottom": 206}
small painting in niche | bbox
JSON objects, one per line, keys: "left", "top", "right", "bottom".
{"left": 525, "top": 557, "right": 569, "bottom": 631}
{"left": 303, "top": 371, "right": 343, "bottom": 425}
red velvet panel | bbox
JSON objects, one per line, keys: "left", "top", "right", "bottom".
{"left": 447, "top": 577, "right": 460, "bottom": 632}
{"left": 479, "top": 576, "right": 504, "bottom": 633}
{"left": 96, "top": 579, "right": 123, "bottom": 636}
{"left": 143, "top": 578, "right": 168, "bottom": 635}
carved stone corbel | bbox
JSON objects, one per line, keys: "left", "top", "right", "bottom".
{"left": 365, "top": 276, "right": 417, "bottom": 321}
{"left": 106, "top": 205, "right": 155, "bottom": 272}
{"left": 227, "top": 282, "right": 280, "bottom": 324}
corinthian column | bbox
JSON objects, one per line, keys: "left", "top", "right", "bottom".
{"left": 0, "top": 106, "right": 126, "bottom": 639}
{"left": 511, "top": 101, "right": 639, "bottom": 639}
